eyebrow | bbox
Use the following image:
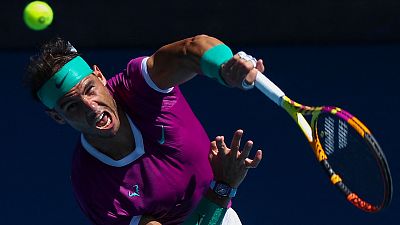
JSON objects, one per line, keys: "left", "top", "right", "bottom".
{"left": 83, "top": 79, "right": 95, "bottom": 92}
{"left": 59, "top": 92, "right": 79, "bottom": 109}
{"left": 58, "top": 76, "right": 94, "bottom": 109}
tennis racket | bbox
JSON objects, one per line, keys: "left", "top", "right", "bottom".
{"left": 252, "top": 71, "right": 392, "bottom": 212}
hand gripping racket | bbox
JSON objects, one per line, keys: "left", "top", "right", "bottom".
{"left": 253, "top": 71, "right": 392, "bottom": 212}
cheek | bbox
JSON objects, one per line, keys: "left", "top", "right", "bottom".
{"left": 100, "top": 91, "right": 116, "bottom": 107}
{"left": 64, "top": 114, "right": 88, "bottom": 129}
{"left": 66, "top": 119, "right": 86, "bottom": 130}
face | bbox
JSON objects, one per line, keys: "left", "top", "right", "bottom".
{"left": 50, "top": 66, "right": 120, "bottom": 138}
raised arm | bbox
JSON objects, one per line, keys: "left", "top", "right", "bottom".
{"left": 146, "top": 35, "right": 223, "bottom": 89}
{"left": 146, "top": 35, "right": 265, "bottom": 90}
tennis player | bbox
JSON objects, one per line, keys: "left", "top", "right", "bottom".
{"left": 24, "top": 35, "right": 264, "bottom": 225}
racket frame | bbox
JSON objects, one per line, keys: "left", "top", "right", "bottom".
{"left": 253, "top": 71, "right": 392, "bottom": 212}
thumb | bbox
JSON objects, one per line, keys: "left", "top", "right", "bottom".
{"left": 256, "top": 59, "right": 265, "bottom": 73}
{"left": 210, "top": 141, "right": 218, "bottom": 154}
{"left": 209, "top": 141, "right": 218, "bottom": 161}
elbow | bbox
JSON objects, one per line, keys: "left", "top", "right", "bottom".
{"left": 190, "top": 34, "right": 219, "bottom": 45}
{"left": 183, "top": 34, "right": 223, "bottom": 56}
{"left": 193, "top": 34, "right": 212, "bottom": 41}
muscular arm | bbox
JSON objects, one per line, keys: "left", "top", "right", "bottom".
{"left": 146, "top": 35, "right": 224, "bottom": 89}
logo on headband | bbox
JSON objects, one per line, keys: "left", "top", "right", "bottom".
{"left": 36, "top": 56, "right": 93, "bottom": 109}
{"left": 55, "top": 70, "right": 70, "bottom": 89}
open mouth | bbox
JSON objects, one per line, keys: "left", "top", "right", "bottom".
{"left": 95, "top": 111, "right": 113, "bottom": 129}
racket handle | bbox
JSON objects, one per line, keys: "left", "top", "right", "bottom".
{"left": 254, "top": 71, "right": 285, "bottom": 105}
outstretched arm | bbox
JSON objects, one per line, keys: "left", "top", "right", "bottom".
{"left": 146, "top": 35, "right": 222, "bottom": 89}
{"left": 146, "top": 35, "right": 265, "bottom": 90}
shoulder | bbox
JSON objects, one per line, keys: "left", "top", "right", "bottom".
{"left": 127, "top": 57, "right": 148, "bottom": 77}
{"left": 109, "top": 56, "right": 175, "bottom": 94}
{"left": 107, "top": 57, "right": 147, "bottom": 89}
{"left": 106, "top": 57, "right": 149, "bottom": 100}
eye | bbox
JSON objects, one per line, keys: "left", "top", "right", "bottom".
{"left": 86, "top": 86, "right": 95, "bottom": 95}
{"left": 65, "top": 102, "right": 78, "bottom": 112}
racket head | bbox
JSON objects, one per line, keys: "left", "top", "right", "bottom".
{"left": 281, "top": 96, "right": 392, "bottom": 212}
{"left": 311, "top": 106, "right": 392, "bottom": 212}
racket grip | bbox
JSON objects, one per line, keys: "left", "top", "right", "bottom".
{"left": 254, "top": 71, "right": 285, "bottom": 105}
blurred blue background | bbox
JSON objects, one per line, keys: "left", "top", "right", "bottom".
{"left": 1, "top": 0, "right": 400, "bottom": 224}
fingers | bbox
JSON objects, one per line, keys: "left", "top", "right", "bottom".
{"left": 222, "top": 53, "right": 260, "bottom": 88}
{"left": 243, "top": 59, "right": 264, "bottom": 84}
{"left": 214, "top": 130, "right": 244, "bottom": 159}
{"left": 236, "top": 52, "right": 263, "bottom": 90}
{"left": 238, "top": 142, "right": 263, "bottom": 169}
{"left": 215, "top": 136, "right": 228, "bottom": 156}
{"left": 214, "top": 131, "right": 262, "bottom": 169}
{"left": 237, "top": 57, "right": 256, "bottom": 77}
{"left": 238, "top": 140, "right": 253, "bottom": 162}
{"left": 210, "top": 141, "right": 218, "bottom": 155}
{"left": 209, "top": 141, "right": 218, "bottom": 161}
{"left": 230, "top": 129, "right": 243, "bottom": 157}
{"left": 256, "top": 59, "right": 265, "bottom": 73}
{"left": 243, "top": 68, "right": 258, "bottom": 85}
{"left": 245, "top": 150, "right": 263, "bottom": 168}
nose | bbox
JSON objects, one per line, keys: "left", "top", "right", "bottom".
{"left": 81, "top": 96, "right": 98, "bottom": 112}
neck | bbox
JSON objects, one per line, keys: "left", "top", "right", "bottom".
{"left": 84, "top": 109, "right": 135, "bottom": 160}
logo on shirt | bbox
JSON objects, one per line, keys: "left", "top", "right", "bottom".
{"left": 128, "top": 184, "right": 140, "bottom": 198}
{"left": 157, "top": 125, "right": 165, "bottom": 145}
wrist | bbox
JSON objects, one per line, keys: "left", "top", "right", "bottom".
{"left": 200, "top": 44, "right": 233, "bottom": 86}
{"left": 207, "top": 180, "right": 237, "bottom": 208}
{"left": 205, "top": 188, "right": 231, "bottom": 208}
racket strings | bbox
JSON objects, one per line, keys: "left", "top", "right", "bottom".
{"left": 315, "top": 113, "right": 390, "bottom": 211}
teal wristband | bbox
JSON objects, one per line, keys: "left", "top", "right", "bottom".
{"left": 200, "top": 44, "right": 233, "bottom": 86}
{"left": 183, "top": 198, "right": 227, "bottom": 225}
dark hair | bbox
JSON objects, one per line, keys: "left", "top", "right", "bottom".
{"left": 24, "top": 37, "right": 79, "bottom": 101}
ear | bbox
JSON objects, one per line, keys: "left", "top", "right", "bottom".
{"left": 92, "top": 65, "right": 107, "bottom": 86}
{"left": 45, "top": 109, "right": 66, "bottom": 125}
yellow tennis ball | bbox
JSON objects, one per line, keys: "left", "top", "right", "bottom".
{"left": 23, "top": 1, "right": 53, "bottom": 31}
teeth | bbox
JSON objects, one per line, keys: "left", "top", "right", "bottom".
{"left": 95, "top": 113, "right": 104, "bottom": 123}
{"left": 105, "top": 117, "right": 111, "bottom": 127}
{"left": 94, "top": 112, "right": 112, "bottom": 129}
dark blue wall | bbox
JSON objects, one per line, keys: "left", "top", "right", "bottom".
{"left": 1, "top": 45, "right": 399, "bottom": 224}
{"left": 3, "top": 0, "right": 400, "bottom": 49}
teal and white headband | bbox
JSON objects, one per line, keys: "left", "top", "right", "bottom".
{"left": 37, "top": 56, "right": 93, "bottom": 108}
